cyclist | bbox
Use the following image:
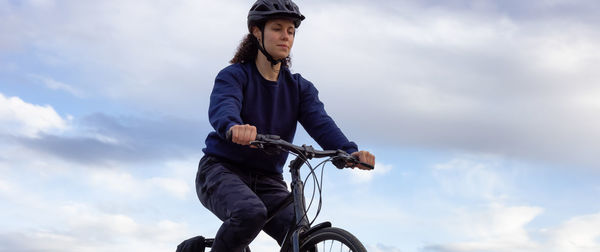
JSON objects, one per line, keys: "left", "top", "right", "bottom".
{"left": 196, "top": 0, "right": 376, "bottom": 251}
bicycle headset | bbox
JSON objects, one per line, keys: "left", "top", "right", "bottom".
{"left": 247, "top": 0, "right": 306, "bottom": 66}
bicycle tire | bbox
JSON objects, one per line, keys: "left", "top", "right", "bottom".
{"left": 299, "top": 227, "right": 367, "bottom": 252}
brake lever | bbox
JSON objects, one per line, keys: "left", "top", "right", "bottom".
{"left": 250, "top": 140, "right": 283, "bottom": 155}
{"left": 332, "top": 151, "right": 355, "bottom": 169}
{"left": 331, "top": 156, "right": 347, "bottom": 169}
{"left": 249, "top": 140, "right": 265, "bottom": 149}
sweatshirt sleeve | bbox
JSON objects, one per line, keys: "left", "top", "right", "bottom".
{"left": 297, "top": 77, "right": 358, "bottom": 154}
{"left": 208, "top": 66, "right": 245, "bottom": 139}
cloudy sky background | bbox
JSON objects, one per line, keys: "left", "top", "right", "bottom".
{"left": 1, "top": 0, "right": 600, "bottom": 251}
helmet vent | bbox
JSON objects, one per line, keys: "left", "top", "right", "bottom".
{"left": 273, "top": 3, "right": 280, "bottom": 10}
{"left": 254, "top": 4, "right": 270, "bottom": 11}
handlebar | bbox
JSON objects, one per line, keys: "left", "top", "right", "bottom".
{"left": 226, "top": 131, "right": 374, "bottom": 170}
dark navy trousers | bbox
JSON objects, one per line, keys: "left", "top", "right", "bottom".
{"left": 196, "top": 155, "right": 295, "bottom": 252}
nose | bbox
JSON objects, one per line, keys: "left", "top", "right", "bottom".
{"left": 281, "top": 31, "right": 291, "bottom": 41}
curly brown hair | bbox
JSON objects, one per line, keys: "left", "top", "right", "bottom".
{"left": 229, "top": 32, "right": 292, "bottom": 67}
{"left": 230, "top": 33, "right": 259, "bottom": 64}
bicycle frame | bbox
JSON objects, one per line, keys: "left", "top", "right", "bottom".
{"left": 215, "top": 133, "right": 373, "bottom": 251}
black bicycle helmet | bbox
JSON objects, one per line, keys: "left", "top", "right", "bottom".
{"left": 247, "top": 0, "right": 305, "bottom": 31}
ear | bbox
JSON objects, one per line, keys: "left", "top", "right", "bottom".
{"left": 251, "top": 26, "right": 262, "bottom": 40}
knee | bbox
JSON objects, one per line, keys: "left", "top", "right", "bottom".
{"left": 231, "top": 203, "right": 268, "bottom": 228}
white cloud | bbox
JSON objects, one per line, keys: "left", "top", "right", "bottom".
{"left": 525, "top": 23, "right": 600, "bottom": 74}
{"left": 421, "top": 156, "right": 543, "bottom": 251}
{"left": 249, "top": 232, "right": 281, "bottom": 251}
{"left": 4, "top": 0, "right": 600, "bottom": 168}
{"left": 423, "top": 155, "right": 600, "bottom": 252}
{"left": 295, "top": 1, "right": 600, "bottom": 169}
{"left": 0, "top": 151, "right": 198, "bottom": 251}
{"left": 30, "top": 74, "right": 85, "bottom": 97}
{"left": 432, "top": 157, "right": 508, "bottom": 200}
{"left": 367, "top": 244, "right": 403, "bottom": 252}
{"left": 544, "top": 212, "right": 600, "bottom": 252}
{"left": 0, "top": 178, "right": 14, "bottom": 195}
{"left": 29, "top": 0, "right": 56, "bottom": 9}
{"left": 570, "top": 89, "right": 600, "bottom": 110}
{"left": 89, "top": 170, "right": 140, "bottom": 194}
{"left": 1, "top": 0, "right": 249, "bottom": 115}
{"left": 425, "top": 204, "right": 543, "bottom": 252}
{"left": 315, "top": 188, "right": 410, "bottom": 248}
{"left": 0, "top": 203, "right": 191, "bottom": 252}
{"left": 61, "top": 203, "right": 139, "bottom": 237}
{"left": 149, "top": 177, "right": 190, "bottom": 200}
{"left": 348, "top": 162, "right": 393, "bottom": 184}
{"left": 462, "top": 204, "right": 542, "bottom": 245}
{"left": 163, "top": 157, "right": 200, "bottom": 178}
{"left": 89, "top": 169, "right": 190, "bottom": 199}
{"left": 427, "top": 209, "right": 600, "bottom": 252}
{"left": 0, "top": 93, "right": 68, "bottom": 138}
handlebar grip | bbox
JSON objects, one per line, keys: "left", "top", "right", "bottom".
{"left": 359, "top": 162, "right": 375, "bottom": 170}
{"left": 349, "top": 155, "right": 375, "bottom": 170}
{"left": 226, "top": 130, "right": 260, "bottom": 142}
{"left": 255, "top": 134, "right": 265, "bottom": 141}
{"left": 225, "top": 129, "right": 233, "bottom": 142}
{"left": 226, "top": 130, "right": 279, "bottom": 143}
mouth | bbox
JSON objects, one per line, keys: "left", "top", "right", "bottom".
{"left": 277, "top": 44, "right": 288, "bottom": 49}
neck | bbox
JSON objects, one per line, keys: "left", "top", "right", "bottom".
{"left": 255, "top": 52, "right": 281, "bottom": 81}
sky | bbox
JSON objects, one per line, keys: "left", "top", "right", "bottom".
{"left": 1, "top": 0, "right": 600, "bottom": 251}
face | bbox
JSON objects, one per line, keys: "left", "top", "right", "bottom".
{"left": 254, "top": 19, "right": 296, "bottom": 60}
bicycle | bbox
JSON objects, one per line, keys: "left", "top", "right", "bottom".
{"left": 177, "top": 134, "right": 374, "bottom": 252}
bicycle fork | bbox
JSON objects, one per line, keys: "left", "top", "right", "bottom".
{"left": 288, "top": 157, "right": 310, "bottom": 252}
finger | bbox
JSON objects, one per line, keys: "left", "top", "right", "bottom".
{"left": 235, "top": 125, "right": 245, "bottom": 145}
{"left": 360, "top": 152, "right": 370, "bottom": 170}
{"left": 360, "top": 151, "right": 368, "bottom": 163}
{"left": 246, "top": 124, "right": 257, "bottom": 144}
{"left": 250, "top": 126, "right": 257, "bottom": 143}
{"left": 232, "top": 126, "right": 240, "bottom": 144}
{"left": 367, "top": 152, "right": 374, "bottom": 165}
{"left": 358, "top": 151, "right": 374, "bottom": 170}
{"left": 349, "top": 152, "right": 360, "bottom": 168}
{"left": 242, "top": 126, "right": 251, "bottom": 145}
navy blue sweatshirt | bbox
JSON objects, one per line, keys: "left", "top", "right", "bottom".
{"left": 203, "top": 62, "right": 358, "bottom": 174}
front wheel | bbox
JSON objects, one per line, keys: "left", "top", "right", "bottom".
{"left": 299, "top": 227, "right": 367, "bottom": 252}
